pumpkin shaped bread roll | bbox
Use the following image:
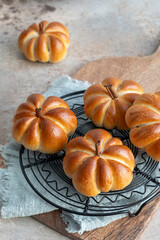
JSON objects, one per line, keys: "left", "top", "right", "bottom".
{"left": 12, "top": 94, "right": 77, "bottom": 153}
{"left": 18, "top": 21, "right": 69, "bottom": 63}
{"left": 84, "top": 78, "right": 144, "bottom": 130}
{"left": 125, "top": 92, "right": 160, "bottom": 162}
{"left": 63, "top": 129, "right": 135, "bottom": 196}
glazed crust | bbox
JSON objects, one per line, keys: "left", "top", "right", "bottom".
{"left": 125, "top": 92, "right": 160, "bottom": 161}
{"left": 63, "top": 128, "right": 135, "bottom": 196}
{"left": 18, "top": 21, "right": 69, "bottom": 63}
{"left": 84, "top": 78, "right": 144, "bottom": 130}
{"left": 12, "top": 94, "right": 77, "bottom": 153}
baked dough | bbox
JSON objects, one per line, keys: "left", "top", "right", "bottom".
{"left": 125, "top": 92, "right": 160, "bottom": 161}
{"left": 18, "top": 21, "right": 69, "bottom": 63}
{"left": 12, "top": 94, "right": 77, "bottom": 153}
{"left": 84, "top": 77, "right": 144, "bottom": 130}
{"left": 63, "top": 128, "right": 135, "bottom": 196}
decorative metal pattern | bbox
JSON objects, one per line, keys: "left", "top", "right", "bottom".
{"left": 19, "top": 90, "right": 160, "bottom": 216}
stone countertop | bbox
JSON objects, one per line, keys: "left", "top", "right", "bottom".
{"left": 0, "top": 0, "right": 160, "bottom": 239}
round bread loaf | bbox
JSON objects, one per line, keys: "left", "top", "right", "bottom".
{"left": 84, "top": 77, "right": 143, "bottom": 130}
{"left": 125, "top": 92, "right": 160, "bottom": 162}
{"left": 12, "top": 94, "right": 77, "bottom": 153}
{"left": 63, "top": 128, "right": 135, "bottom": 196}
{"left": 18, "top": 21, "right": 69, "bottom": 63}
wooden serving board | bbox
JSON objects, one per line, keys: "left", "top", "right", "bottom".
{"left": 32, "top": 47, "right": 160, "bottom": 239}
{"left": 1, "top": 47, "right": 160, "bottom": 240}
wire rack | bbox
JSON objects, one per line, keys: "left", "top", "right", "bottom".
{"left": 19, "top": 90, "right": 160, "bottom": 216}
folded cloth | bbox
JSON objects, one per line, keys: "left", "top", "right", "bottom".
{"left": 0, "top": 75, "right": 159, "bottom": 235}
{"left": 0, "top": 75, "right": 90, "bottom": 220}
{"left": 61, "top": 212, "right": 125, "bottom": 234}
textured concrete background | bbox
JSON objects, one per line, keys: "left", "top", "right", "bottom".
{"left": 0, "top": 0, "right": 160, "bottom": 239}
{"left": 1, "top": 0, "right": 160, "bottom": 143}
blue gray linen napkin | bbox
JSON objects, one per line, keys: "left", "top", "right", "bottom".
{"left": 0, "top": 75, "right": 159, "bottom": 234}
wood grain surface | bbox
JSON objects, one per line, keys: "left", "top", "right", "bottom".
{"left": 33, "top": 197, "right": 160, "bottom": 240}
{"left": 1, "top": 46, "right": 160, "bottom": 240}
{"left": 74, "top": 46, "right": 160, "bottom": 93}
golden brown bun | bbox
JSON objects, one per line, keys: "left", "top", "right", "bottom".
{"left": 125, "top": 92, "right": 160, "bottom": 162}
{"left": 84, "top": 77, "right": 144, "bottom": 130}
{"left": 18, "top": 21, "right": 69, "bottom": 63}
{"left": 12, "top": 94, "right": 77, "bottom": 153}
{"left": 63, "top": 128, "right": 135, "bottom": 196}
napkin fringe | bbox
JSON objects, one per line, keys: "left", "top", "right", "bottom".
{"left": 0, "top": 160, "right": 10, "bottom": 217}
{"left": 61, "top": 212, "right": 83, "bottom": 234}
{"left": 0, "top": 143, "right": 18, "bottom": 218}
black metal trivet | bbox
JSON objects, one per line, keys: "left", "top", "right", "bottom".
{"left": 19, "top": 90, "right": 160, "bottom": 216}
